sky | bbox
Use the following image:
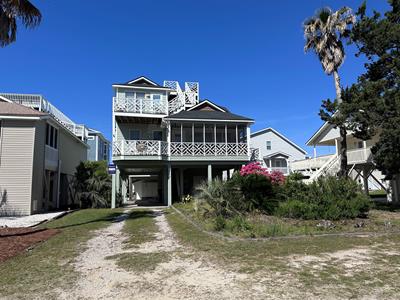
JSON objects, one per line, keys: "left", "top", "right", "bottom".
{"left": 0, "top": 0, "right": 390, "bottom": 156}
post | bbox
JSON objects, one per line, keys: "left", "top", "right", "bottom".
{"left": 246, "top": 126, "right": 251, "bottom": 157}
{"left": 208, "top": 164, "right": 212, "bottom": 183}
{"left": 167, "top": 163, "right": 172, "bottom": 206}
{"left": 313, "top": 145, "right": 317, "bottom": 159}
{"left": 180, "top": 168, "right": 184, "bottom": 197}
{"left": 111, "top": 174, "right": 116, "bottom": 208}
{"left": 362, "top": 166, "right": 369, "bottom": 196}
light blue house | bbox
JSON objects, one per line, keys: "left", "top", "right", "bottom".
{"left": 250, "top": 127, "right": 308, "bottom": 175}
{"left": 87, "top": 128, "right": 110, "bottom": 162}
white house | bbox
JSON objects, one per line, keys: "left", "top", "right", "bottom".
{"left": 250, "top": 127, "right": 308, "bottom": 175}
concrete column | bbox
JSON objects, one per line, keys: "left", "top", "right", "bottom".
{"left": 111, "top": 174, "right": 116, "bottom": 209}
{"left": 208, "top": 164, "right": 212, "bottom": 183}
{"left": 116, "top": 168, "right": 120, "bottom": 194}
{"left": 121, "top": 178, "right": 127, "bottom": 204}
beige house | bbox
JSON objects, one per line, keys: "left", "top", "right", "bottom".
{"left": 0, "top": 101, "right": 87, "bottom": 215}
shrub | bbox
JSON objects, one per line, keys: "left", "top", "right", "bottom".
{"left": 213, "top": 215, "right": 226, "bottom": 231}
{"left": 226, "top": 215, "right": 252, "bottom": 233}
{"left": 239, "top": 162, "right": 285, "bottom": 185}
{"left": 276, "top": 176, "right": 371, "bottom": 220}
{"left": 228, "top": 173, "right": 277, "bottom": 213}
{"left": 194, "top": 178, "right": 240, "bottom": 217}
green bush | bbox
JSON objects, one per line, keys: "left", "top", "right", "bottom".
{"left": 276, "top": 176, "right": 371, "bottom": 220}
{"left": 213, "top": 215, "right": 226, "bottom": 231}
{"left": 228, "top": 173, "right": 277, "bottom": 213}
{"left": 226, "top": 215, "right": 252, "bottom": 233}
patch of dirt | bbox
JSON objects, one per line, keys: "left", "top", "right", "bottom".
{"left": 0, "top": 227, "right": 59, "bottom": 262}
{"left": 56, "top": 210, "right": 268, "bottom": 300}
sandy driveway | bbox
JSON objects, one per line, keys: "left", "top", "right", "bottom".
{"left": 54, "top": 209, "right": 400, "bottom": 300}
{"left": 56, "top": 210, "right": 260, "bottom": 300}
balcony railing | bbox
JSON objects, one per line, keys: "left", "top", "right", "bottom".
{"left": 113, "top": 97, "right": 168, "bottom": 115}
{"left": 347, "top": 147, "right": 373, "bottom": 164}
{"left": 113, "top": 140, "right": 168, "bottom": 156}
{"left": 113, "top": 140, "right": 249, "bottom": 157}
{"left": 170, "top": 142, "right": 248, "bottom": 156}
{"left": 268, "top": 167, "right": 289, "bottom": 174}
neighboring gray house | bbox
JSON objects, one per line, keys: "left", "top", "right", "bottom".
{"left": 0, "top": 101, "right": 88, "bottom": 215}
{"left": 87, "top": 128, "right": 110, "bottom": 162}
{"left": 250, "top": 127, "right": 307, "bottom": 175}
{"left": 111, "top": 76, "right": 254, "bottom": 207}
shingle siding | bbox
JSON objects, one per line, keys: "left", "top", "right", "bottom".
{"left": 0, "top": 120, "right": 35, "bottom": 215}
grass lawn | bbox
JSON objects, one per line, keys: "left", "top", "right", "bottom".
{"left": 0, "top": 208, "right": 123, "bottom": 299}
{"left": 175, "top": 202, "right": 400, "bottom": 238}
{"left": 166, "top": 208, "right": 400, "bottom": 298}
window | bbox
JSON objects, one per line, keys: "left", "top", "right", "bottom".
{"left": 194, "top": 124, "right": 203, "bottom": 143}
{"left": 266, "top": 141, "right": 271, "bottom": 150}
{"left": 355, "top": 141, "right": 364, "bottom": 149}
{"left": 153, "top": 131, "right": 163, "bottom": 141}
{"left": 129, "top": 130, "right": 140, "bottom": 140}
{"left": 205, "top": 124, "right": 214, "bottom": 143}
{"left": 87, "top": 136, "right": 95, "bottom": 140}
{"left": 136, "top": 92, "right": 145, "bottom": 99}
{"left": 182, "top": 124, "right": 192, "bottom": 142}
{"left": 126, "top": 92, "right": 135, "bottom": 98}
{"left": 238, "top": 125, "right": 247, "bottom": 143}
{"left": 45, "top": 123, "right": 58, "bottom": 149}
{"left": 152, "top": 94, "right": 161, "bottom": 102}
{"left": 216, "top": 125, "right": 225, "bottom": 143}
{"left": 171, "top": 124, "right": 181, "bottom": 142}
{"left": 227, "top": 125, "right": 236, "bottom": 143}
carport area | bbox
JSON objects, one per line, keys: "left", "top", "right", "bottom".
{"left": 112, "top": 160, "right": 247, "bottom": 207}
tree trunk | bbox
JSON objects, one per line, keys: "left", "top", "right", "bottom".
{"left": 334, "top": 70, "right": 348, "bottom": 178}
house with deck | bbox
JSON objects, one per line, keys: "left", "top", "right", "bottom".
{"left": 291, "top": 121, "right": 389, "bottom": 195}
{"left": 111, "top": 76, "right": 254, "bottom": 207}
{"left": 0, "top": 100, "right": 88, "bottom": 215}
{"left": 250, "top": 127, "right": 307, "bottom": 175}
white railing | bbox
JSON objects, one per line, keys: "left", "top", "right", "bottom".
{"left": 347, "top": 147, "right": 372, "bottom": 164}
{"left": 170, "top": 142, "right": 248, "bottom": 156}
{"left": 291, "top": 154, "right": 335, "bottom": 171}
{"left": 113, "top": 140, "right": 249, "bottom": 157}
{"left": 268, "top": 167, "right": 289, "bottom": 174}
{"left": 113, "top": 97, "right": 168, "bottom": 115}
{"left": 113, "top": 140, "right": 168, "bottom": 156}
{"left": 0, "top": 93, "right": 88, "bottom": 140}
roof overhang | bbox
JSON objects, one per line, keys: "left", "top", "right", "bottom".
{"left": 164, "top": 118, "right": 254, "bottom": 123}
{"left": 251, "top": 127, "right": 307, "bottom": 155}
{"left": 263, "top": 151, "right": 290, "bottom": 159}
{"left": 187, "top": 100, "right": 226, "bottom": 112}
{"left": 112, "top": 84, "right": 172, "bottom": 91}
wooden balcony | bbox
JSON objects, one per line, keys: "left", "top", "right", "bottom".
{"left": 170, "top": 142, "right": 248, "bottom": 157}
{"left": 113, "top": 97, "right": 168, "bottom": 116}
{"left": 347, "top": 147, "right": 373, "bottom": 164}
{"left": 113, "top": 140, "right": 168, "bottom": 157}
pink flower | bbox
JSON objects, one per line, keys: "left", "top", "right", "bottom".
{"left": 239, "top": 162, "right": 285, "bottom": 185}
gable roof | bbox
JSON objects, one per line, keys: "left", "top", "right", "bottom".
{"left": 187, "top": 99, "right": 227, "bottom": 112}
{"left": 251, "top": 127, "right": 307, "bottom": 155}
{"left": 0, "top": 102, "right": 48, "bottom": 118}
{"left": 126, "top": 76, "right": 160, "bottom": 86}
{"left": 112, "top": 76, "right": 172, "bottom": 90}
{"left": 263, "top": 151, "right": 290, "bottom": 159}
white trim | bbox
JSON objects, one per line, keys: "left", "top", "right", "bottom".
{"left": 112, "top": 84, "right": 171, "bottom": 91}
{"left": 187, "top": 100, "right": 226, "bottom": 112}
{"left": 0, "top": 95, "right": 12, "bottom": 103}
{"left": 114, "top": 112, "right": 167, "bottom": 118}
{"left": 126, "top": 76, "right": 159, "bottom": 86}
{"left": 0, "top": 115, "right": 46, "bottom": 120}
{"left": 165, "top": 118, "right": 254, "bottom": 123}
{"left": 251, "top": 127, "right": 307, "bottom": 155}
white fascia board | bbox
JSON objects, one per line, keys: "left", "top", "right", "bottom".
{"left": 187, "top": 100, "right": 226, "bottom": 112}
{"left": 114, "top": 112, "right": 167, "bottom": 118}
{"left": 112, "top": 84, "right": 172, "bottom": 91}
{"left": 165, "top": 118, "right": 254, "bottom": 123}
{"left": 0, "top": 115, "right": 47, "bottom": 120}
{"left": 127, "top": 76, "right": 159, "bottom": 86}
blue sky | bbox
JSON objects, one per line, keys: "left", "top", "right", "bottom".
{"left": 0, "top": 0, "right": 389, "bottom": 155}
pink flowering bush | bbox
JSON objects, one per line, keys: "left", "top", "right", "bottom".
{"left": 239, "top": 162, "right": 285, "bottom": 185}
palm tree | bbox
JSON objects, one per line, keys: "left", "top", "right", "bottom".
{"left": 304, "top": 7, "right": 355, "bottom": 177}
{"left": 0, "top": 0, "right": 42, "bottom": 47}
